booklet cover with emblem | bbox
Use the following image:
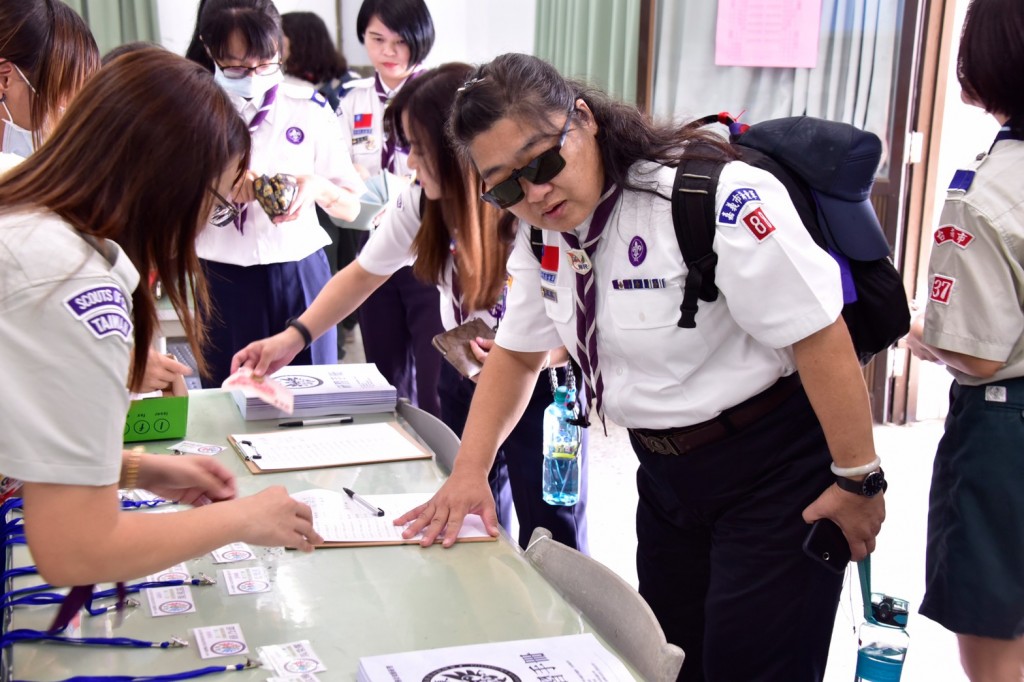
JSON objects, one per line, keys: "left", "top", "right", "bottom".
{"left": 431, "top": 318, "right": 495, "bottom": 379}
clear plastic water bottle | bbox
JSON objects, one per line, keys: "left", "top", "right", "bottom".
{"left": 542, "top": 386, "right": 581, "bottom": 506}
{"left": 855, "top": 593, "right": 910, "bottom": 682}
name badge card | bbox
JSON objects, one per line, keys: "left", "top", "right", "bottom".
{"left": 259, "top": 640, "right": 327, "bottom": 676}
{"left": 147, "top": 562, "right": 190, "bottom": 582}
{"left": 146, "top": 585, "right": 196, "bottom": 617}
{"left": 193, "top": 623, "right": 250, "bottom": 659}
{"left": 211, "top": 542, "right": 255, "bottom": 563}
{"left": 221, "top": 566, "right": 272, "bottom": 595}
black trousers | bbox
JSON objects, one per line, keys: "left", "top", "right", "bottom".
{"left": 632, "top": 386, "right": 843, "bottom": 682}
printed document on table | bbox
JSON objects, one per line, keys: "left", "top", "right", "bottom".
{"left": 357, "top": 633, "right": 635, "bottom": 681}
{"left": 291, "top": 489, "right": 495, "bottom": 546}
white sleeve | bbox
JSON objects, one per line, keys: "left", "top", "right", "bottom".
{"left": 712, "top": 161, "right": 843, "bottom": 348}
{"left": 314, "top": 104, "right": 365, "bottom": 195}
{"left": 495, "top": 222, "right": 563, "bottom": 352}
{"left": 356, "top": 184, "right": 420, "bottom": 276}
{"left": 0, "top": 273, "right": 129, "bottom": 486}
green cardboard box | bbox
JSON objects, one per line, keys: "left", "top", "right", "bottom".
{"left": 123, "top": 395, "right": 189, "bottom": 443}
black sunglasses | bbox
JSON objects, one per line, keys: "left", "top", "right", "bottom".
{"left": 480, "top": 112, "right": 574, "bottom": 209}
{"left": 209, "top": 187, "right": 240, "bottom": 227}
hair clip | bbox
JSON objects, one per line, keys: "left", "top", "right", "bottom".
{"left": 457, "top": 76, "right": 486, "bottom": 93}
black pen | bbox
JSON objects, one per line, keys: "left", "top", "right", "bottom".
{"left": 278, "top": 416, "right": 354, "bottom": 428}
{"left": 343, "top": 487, "right": 385, "bottom": 517}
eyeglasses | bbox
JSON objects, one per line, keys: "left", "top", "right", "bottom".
{"left": 209, "top": 187, "right": 240, "bottom": 227}
{"left": 212, "top": 59, "right": 282, "bottom": 79}
{"left": 480, "top": 112, "right": 574, "bottom": 209}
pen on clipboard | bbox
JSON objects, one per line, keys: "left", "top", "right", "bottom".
{"left": 278, "top": 416, "right": 354, "bottom": 428}
{"left": 343, "top": 487, "right": 384, "bottom": 517}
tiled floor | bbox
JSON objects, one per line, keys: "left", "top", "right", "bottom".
{"left": 341, "top": 329, "right": 964, "bottom": 681}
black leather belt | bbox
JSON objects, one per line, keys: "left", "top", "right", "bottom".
{"left": 629, "top": 373, "right": 802, "bottom": 456}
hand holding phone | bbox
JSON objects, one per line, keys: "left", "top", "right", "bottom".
{"left": 802, "top": 518, "right": 851, "bottom": 574}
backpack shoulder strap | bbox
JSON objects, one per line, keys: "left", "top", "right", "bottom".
{"left": 529, "top": 225, "right": 544, "bottom": 262}
{"left": 672, "top": 154, "right": 725, "bottom": 328}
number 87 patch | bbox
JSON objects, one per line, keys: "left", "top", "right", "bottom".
{"left": 930, "top": 274, "right": 955, "bottom": 305}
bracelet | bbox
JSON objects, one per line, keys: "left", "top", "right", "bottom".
{"left": 830, "top": 456, "right": 882, "bottom": 478}
{"left": 286, "top": 317, "right": 312, "bottom": 350}
{"left": 122, "top": 449, "right": 142, "bottom": 490}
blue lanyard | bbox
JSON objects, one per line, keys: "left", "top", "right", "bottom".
{"left": 11, "top": 658, "right": 258, "bottom": 681}
{"left": 1, "top": 628, "right": 188, "bottom": 649}
{"left": 120, "top": 498, "right": 171, "bottom": 510}
{"left": 2, "top": 575, "right": 215, "bottom": 614}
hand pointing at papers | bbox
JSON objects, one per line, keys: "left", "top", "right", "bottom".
{"left": 394, "top": 467, "right": 500, "bottom": 547}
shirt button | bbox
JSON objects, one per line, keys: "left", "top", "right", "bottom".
{"left": 617, "top": 368, "right": 624, "bottom": 376}
{"left": 639, "top": 312, "right": 646, "bottom": 322}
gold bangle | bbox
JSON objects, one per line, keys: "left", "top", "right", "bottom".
{"left": 122, "top": 449, "right": 143, "bottom": 490}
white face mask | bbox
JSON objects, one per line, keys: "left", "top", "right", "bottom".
{"left": 1, "top": 99, "right": 33, "bottom": 158}
{"left": 214, "top": 64, "right": 283, "bottom": 101}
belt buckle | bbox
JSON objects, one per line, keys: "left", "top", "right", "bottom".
{"left": 638, "top": 431, "right": 680, "bottom": 456}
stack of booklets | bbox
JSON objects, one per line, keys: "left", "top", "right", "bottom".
{"left": 357, "top": 633, "right": 635, "bottom": 681}
{"left": 231, "top": 363, "right": 397, "bottom": 420}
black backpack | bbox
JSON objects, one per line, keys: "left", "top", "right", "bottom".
{"left": 530, "top": 115, "right": 910, "bottom": 365}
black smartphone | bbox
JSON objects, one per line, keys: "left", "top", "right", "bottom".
{"left": 802, "top": 519, "right": 851, "bottom": 574}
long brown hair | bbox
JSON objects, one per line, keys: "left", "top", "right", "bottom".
{"left": 0, "top": 48, "right": 250, "bottom": 389}
{"left": 0, "top": 0, "right": 100, "bottom": 145}
{"left": 385, "top": 63, "right": 513, "bottom": 311}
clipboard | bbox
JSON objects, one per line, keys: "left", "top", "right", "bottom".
{"left": 290, "top": 489, "right": 497, "bottom": 547}
{"left": 228, "top": 421, "right": 431, "bottom": 474}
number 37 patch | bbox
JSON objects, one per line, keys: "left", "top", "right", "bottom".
{"left": 930, "top": 274, "right": 955, "bottom": 305}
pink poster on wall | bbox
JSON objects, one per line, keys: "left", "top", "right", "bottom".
{"left": 715, "top": 0, "right": 823, "bottom": 69}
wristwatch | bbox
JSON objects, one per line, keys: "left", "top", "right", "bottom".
{"left": 835, "top": 468, "right": 888, "bottom": 497}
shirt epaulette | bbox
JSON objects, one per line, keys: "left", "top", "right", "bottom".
{"left": 342, "top": 76, "right": 375, "bottom": 91}
{"left": 948, "top": 169, "right": 976, "bottom": 193}
{"left": 310, "top": 91, "right": 328, "bottom": 108}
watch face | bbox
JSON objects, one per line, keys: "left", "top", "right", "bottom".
{"left": 862, "top": 470, "right": 887, "bottom": 497}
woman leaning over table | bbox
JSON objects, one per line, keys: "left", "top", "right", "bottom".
{"left": 0, "top": 49, "right": 321, "bottom": 599}
{"left": 393, "top": 53, "right": 885, "bottom": 682}
{"left": 232, "top": 63, "right": 588, "bottom": 552}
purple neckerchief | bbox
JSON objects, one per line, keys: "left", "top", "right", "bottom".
{"left": 234, "top": 84, "right": 279, "bottom": 233}
{"left": 558, "top": 181, "right": 622, "bottom": 429}
{"left": 374, "top": 70, "right": 423, "bottom": 173}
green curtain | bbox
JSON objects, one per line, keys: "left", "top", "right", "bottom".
{"left": 534, "top": 0, "right": 641, "bottom": 105}
{"left": 64, "top": 0, "right": 160, "bottom": 57}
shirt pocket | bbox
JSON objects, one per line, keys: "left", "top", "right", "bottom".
{"left": 542, "top": 285, "right": 574, "bottom": 324}
{"left": 606, "top": 287, "right": 682, "bottom": 329}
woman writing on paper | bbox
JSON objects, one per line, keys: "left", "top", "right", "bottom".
{"left": 0, "top": 50, "right": 321, "bottom": 597}
{"left": 232, "top": 63, "right": 589, "bottom": 551}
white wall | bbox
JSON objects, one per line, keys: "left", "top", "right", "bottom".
{"left": 158, "top": 0, "right": 535, "bottom": 67}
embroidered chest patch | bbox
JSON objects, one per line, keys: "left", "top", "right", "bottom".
{"left": 285, "top": 127, "right": 304, "bottom": 144}
{"left": 628, "top": 236, "right": 647, "bottom": 266}
{"left": 934, "top": 225, "right": 975, "bottom": 248}
{"left": 64, "top": 285, "right": 133, "bottom": 341}
{"left": 930, "top": 274, "right": 955, "bottom": 305}
{"left": 742, "top": 207, "right": 776, "bottom": 242}
{"left": 719, "top": 187, "right": 761, "bottom": 224}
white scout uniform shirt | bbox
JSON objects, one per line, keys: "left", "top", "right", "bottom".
{"left": 923, "top": 137, "right": 1024, "bottom": 385}
{"left": 496, "top": 160, "right": 842, "bottom": 430}
{"left": 0, "top": 209, "right": 138, "bottom": 487}
{"left": 196, "top": 82, "right": 364, "bottom": 267}
{"left": 357, "top": 183, "right": 502, "bottom": 331}
{"left": 337, "top": 76, "right": 412, "bottom": 179}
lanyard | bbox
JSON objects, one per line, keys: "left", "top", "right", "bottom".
{"left": 1, "top": 628, "right": 188, "bottom": 649}
{"left": 11, "top": 658, "right": 259, "bottom": 681}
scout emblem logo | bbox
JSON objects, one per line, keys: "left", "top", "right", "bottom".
{"left": 424, "top": 664, "right": 520, "bottom": 682}
{"left": 930, "top": 274, "right": 954, "bottom": 305}
{"left": 274, "top": 375, "right": 323, "bottom": 390}
{"left": 934, "top": 225, "right": 975, "bottom": 248}
{"left": 628, "top": 236, "right": 647, "bottom": 266}
{"left": 210, "top": 640, "right": 246, "bottom": 655}
{"left": 285, "top": 127, "right": 304, "bottom": 144}
{"left": 565, "top": 249, "right": 592, "bottom": 274}
{"left": 742, "top": 207, "right": 776, "bottom": 242}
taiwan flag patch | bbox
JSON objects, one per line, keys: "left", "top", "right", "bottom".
{"left": 353, "top": 112, "right": 373, "bottom": 132}
{"left": 540, "top": 244, "right": 559, "bottom": 284}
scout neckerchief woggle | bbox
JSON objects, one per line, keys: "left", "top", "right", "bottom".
{"left": 373, "top": 71, "right": 422, "bottom": 173}
{"left": 558, "top": 182, "right": 622, "bottom": 430}
{"left": 233, "top": 84, "right": 279, "bottom": 233}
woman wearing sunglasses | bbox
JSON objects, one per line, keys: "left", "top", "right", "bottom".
{"left": 189, "top": 0, "right": 363, "bottom": 387}
{"left": 395, "top": 53, "right": 885, "bottom": 682}
{"left": 0, "top": 48, "right": 320, "bottom": 598}
{"left": 232, "top": 63, "right": 588, "bottom": 552}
